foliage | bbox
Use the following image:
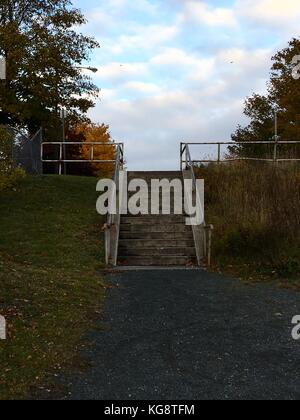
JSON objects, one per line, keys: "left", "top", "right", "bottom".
{"left": 67, "top": 122, "right": 116, "bottom": 178}
{"left": 0, "top": 125, "right": 26, "bottom": 191}
{"left": 0, "top": 0, "right": 99, "bottom": 135}
{"left": 231, "top": 38, "right": 300, "bottom": 159}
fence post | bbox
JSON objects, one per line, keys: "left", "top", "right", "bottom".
{"left": 217, "top": 143, "right": 221, "bottom": 164}
{"left": 273, "top": 139, "right": 278, "bottom": 165}
{"left": 91, "top": 144, "right": 94, "bottom": 161}
{"left": 185, "top": 145, "right": 188, "bottom": 170}
{"left": 59, "top": 143, "right": 63, "bottom": 175}
{"left": 180, "top": 143, "right": 183, "bottom": 171}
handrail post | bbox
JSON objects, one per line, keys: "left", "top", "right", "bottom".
{"left": 59, "top": 143, "right": 63, "bottom": 175}
{"left": 185, "top": 144, "right": 189, "bottom": 170}
{"left": 91, "top": 144, "right": 94, "bottom": 161}
{"left": 273, "top": 139, "right": 278, "bottom": 165}
{"left": 40, "top": 142, "right": 43, "bottom": 164}
{"left": 217, "top": 143, "right": 221, "bottom": 164}
{"left": 180, "top": 143, "right": 183, "bottom": 171}
{"left": 105, "top": 142, "right": 124, "bottom": 266}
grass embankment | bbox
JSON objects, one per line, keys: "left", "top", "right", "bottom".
{"left": 197, "top": 163, "right": 300, "bottom": 285}
{"left": 0, "top": 175, "right": 105, "bottom": 399}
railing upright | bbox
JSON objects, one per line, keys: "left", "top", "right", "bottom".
{"left": 105, "top": 144, "right": 124, "bottom": 266}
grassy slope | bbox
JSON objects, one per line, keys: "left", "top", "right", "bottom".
{"left": 0, "top": 175, "right": 105, "bottom": 399}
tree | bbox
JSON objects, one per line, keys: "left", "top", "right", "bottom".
{"left": 231, "top": 38, "right": 300, "bottom": 159}
{"left": 66, "top": 122, "right": 116, "bottom": 177}
{"left": 0, "top": 0, "right": 99, "bottom": 135}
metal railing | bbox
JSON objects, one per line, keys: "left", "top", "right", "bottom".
{"left": 104, "top": 143, "right": 124, "bottom": 266}
{"left": 180, "top": 141, "right": 300, "bottom": 169}
{"left": 181, "top": 143, "right": 210, "bottom": 266}
{"left": 41, "top": 141, "right": 124, "bottom": 175}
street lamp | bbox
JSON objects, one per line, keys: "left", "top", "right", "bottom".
{"left": 273, "top": 105, "right": 280, "bottom": 164}
{"left": 59, "top": 107, "right": 67, "bottom": 174}
{"left": 59, "top": 107, "right": 67, "bottom": 142}
{"left": 74, "top": 66, "right": 98, "bottom": 73}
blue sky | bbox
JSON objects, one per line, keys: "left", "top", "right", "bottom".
{"left": 73, "top": 0, "right": 300, "bottom": 169}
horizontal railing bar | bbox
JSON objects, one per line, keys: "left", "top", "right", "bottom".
{"left": 42, "top": 159, "right": 117, "bottom": 163}
{"left": 192, "top": 158, "right": 276, "bottom": 162}
{"left": 277, "top": 158, "right": 300, "bottom": 162}
{"left": 183, "top": 141, "right": 300, "bottom": 145}
{"left": 42, "top": 142, "right": 123, "bottom": 146}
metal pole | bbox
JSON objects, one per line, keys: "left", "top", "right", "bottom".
{"left": 62, "top": 113, "right": 66, "bottom": 174}
{"left": 59, "top": 108, "right": 67, "bottom": 174}
{"left": 91, "top": 144, "right": 94, "bottom": 161}
{"left": 185, "top": 145, "right": 188, "bottom": 170}
{"left": 59, "top": 143, "right": 63, "bottom": 175}
{"left": 274, "top": 109, "right": 278, "bottom": 164}
{"left": 217, "top": 143, "right": 221, "bottom": 164}
{"left": 180, "top": 143, "right": 183, "bottom": 171}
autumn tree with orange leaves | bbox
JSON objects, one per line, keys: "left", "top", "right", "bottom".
{"left": 67, "top": 122, "right": 117, "bottom": 177}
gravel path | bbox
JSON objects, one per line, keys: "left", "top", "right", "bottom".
{"left": 59, "top": 269, "right": 300, "bottom": 400}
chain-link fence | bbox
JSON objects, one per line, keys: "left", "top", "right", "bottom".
{"left": 10, "top": 127, "right": 43, "bottom": 174}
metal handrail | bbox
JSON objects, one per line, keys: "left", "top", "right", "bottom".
{"left": 180, "top": 141, "right": 300, "bottom": 168}
{"left": 41, "top": 141, "right": 124, "bottom": 175}
{"left": 105, "top": 143, "right": 124, "bottom": 266}
{"left": 181, "top": 143, "right": 208, "bottom": 266}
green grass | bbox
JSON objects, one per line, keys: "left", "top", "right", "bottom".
{"left": 0, "top": 175, "right": 106, "bottom": 399}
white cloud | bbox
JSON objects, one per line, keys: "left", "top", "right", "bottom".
{"left": 150, "top": 48, "right": 215, "bottom": 81}
{"left": 236, "top": 0, "right": 300, "bottom": 25}
{"left": 96, "top": 62, "right": 148, "bottom": 82}
{"left": 216, "top": 47, "right": 272, "bottom": 70}
{"left": 180, "top": 0, "right": 238, "bottom": 27}
{"left": 115, "top": 24, "right": 178, "bottom": 52}
{"left": 123, "top": 81, "right": 161, "bottom": 94}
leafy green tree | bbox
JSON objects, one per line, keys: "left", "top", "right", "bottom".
{"left": 0, "top": 0, "right": 99, "bottom": 135}
{"left": 231, "top": 38, "right": 300, "bottom": 159}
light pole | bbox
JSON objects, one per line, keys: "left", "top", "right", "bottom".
{"left": 59, "top": 107, "right": 67, "bottom": 174}
{"left": 74, "top": 66, "right": 98, "bottom": 73}
{"left": 274, "top": 106, "right": 280, "bottom": 164}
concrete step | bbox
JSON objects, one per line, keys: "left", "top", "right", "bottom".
{"left": 118, "top": 256, "right": 197, "bottom": 267}
{"left": 127, "top": 171, "right": 182, "bottom": 180}
{"left": 119, "top": 239, "right": 195, "bottom": 248}
{"left": 123, "top": 204, "right": 186, "bottom": 214}
{"left": 118, "top": 247, "right": 196, "bottom": 257}
{"left": 119, "top": 231, "right": 194, "bottom": 240}
{"left": 121, "top": 215, "right": 185, "bottom": 225}
{"left": 120, "top": 224, "right": 192, "bottom": 233}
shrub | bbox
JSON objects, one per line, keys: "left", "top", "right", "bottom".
{"left": 0, "top": 125, "right": 26, "bottom": 191}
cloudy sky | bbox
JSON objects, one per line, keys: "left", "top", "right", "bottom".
{"left": 74, "top": 0, "right": 300, "bottom": 169}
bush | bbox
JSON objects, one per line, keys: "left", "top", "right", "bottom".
{"left": 0, "top": 166, "right": 26, "bottom": 191}
{"left": 0, "top": 125, "right": 26, "bottom": 191}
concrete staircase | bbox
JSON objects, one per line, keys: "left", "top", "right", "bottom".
{"left": 118, "top": 171, "right": 197, "bottom": 267}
